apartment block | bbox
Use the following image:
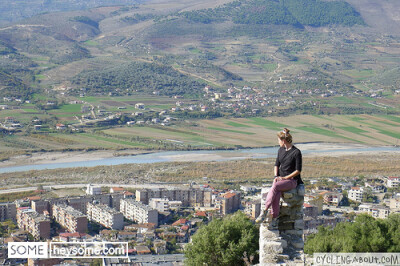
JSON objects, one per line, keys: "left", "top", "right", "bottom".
{"left": 0, "top": 202, "right": 16, "bottom": 222}
{"left": 387, "top": 177, "right": 400, "bottom": 188}
{"left": 67, "top": 197, "right": 91, "bottom": 214}
{"left": 149, "top": 198, "right": 182, "bottom": 212}
{"left": 120, "top": 198, "right": 158, "bottom": 226}
{"left": 244, "top": 200, "right": 261, "bottom": 219}
{"left": 110, "top": 193, "right": 124, "bottom": 211}
{"left": 52, "top": 204, "right": 88, "bottom": 233}
{"left": 348, "top": 187, "right": 364, "bottom": 202}
{"left": 389, "top": 196, "right": 400, "bottom": 211}
{"left": 86, "top": 184, "right": 102, "bottom": 195}
{"left": 16, "top": 208, "right": 50, "bottom": 239}
{"left": 87, "top": 202, "right": 124, "bottom": 230}
{"left": 358, "top": 203, "right": 390, "bottom": 218}
{"left": 136, "top": 188, "right": 212, "bottom": 207}
{"left": 219, "top": 191, "right": 241, "bottom": 215}
{"left": 323, "top": 192, "right": 343, "bottom": 206}
{"left": 31, "top": 200, "right": 50, "bottom": 215}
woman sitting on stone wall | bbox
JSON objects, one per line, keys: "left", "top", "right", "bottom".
{"left": 256, "top": 128, "right": 303, "bottom": 227}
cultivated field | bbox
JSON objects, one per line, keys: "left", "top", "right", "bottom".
{"left": 0, "top": 114, "right": 399, "bottom": 161}
{"left": 102, "top": 114, "right": 400, "bottom": 147}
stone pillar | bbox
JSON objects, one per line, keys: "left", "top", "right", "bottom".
{"left": 259, "top": 184, "right": 305, "bottom": 265}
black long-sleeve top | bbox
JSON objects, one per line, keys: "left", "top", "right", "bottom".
{"left": 275, "top": 145, "right": 303, "bottom": 185}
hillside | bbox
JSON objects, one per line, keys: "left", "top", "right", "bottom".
{"left": 0, "top": 0, "right": 143, "bottom": 26}
{"left": 346, "top": 0, "right": 400, "bottom": 35}
{"left": 72, "top": 61, "right": 207, "bottom": 97}
{"left": 180, "top": 0, "right": 364, "bottom": 27}
{"left": 0, "top": 0, "right": 399, "bottom": 123}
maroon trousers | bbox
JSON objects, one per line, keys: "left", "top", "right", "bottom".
{"left": 265, "top": 179, "right": 297, "bottom": 218}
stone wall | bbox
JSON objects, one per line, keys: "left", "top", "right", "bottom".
{"left": 259, "top": 184, "right": 305, "bottom": 265}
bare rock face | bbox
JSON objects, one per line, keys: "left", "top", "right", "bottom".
{"left": 259, "top": 184, "right": 305, "bottom": 265}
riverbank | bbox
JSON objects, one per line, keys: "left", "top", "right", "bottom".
{"left": 1, "top": 152, "right": 400, "bottom": 190}
{"left": 0, "top": 143, "right": 398, "bottom": 170}
{"left": 0, "top": 149, "right": 151, "bottom": 168}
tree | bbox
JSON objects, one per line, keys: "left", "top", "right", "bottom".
{"left": 185, "top": 211, "right": 259, "bottom": 266}
{"left": 305, "top": 214, "right": 400, "bottom": 254}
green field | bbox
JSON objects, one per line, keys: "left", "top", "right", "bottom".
{"left": 338, "top": 126, "right": 367, "bottom": 134}
{"left": 248, "top": 118, "right": 288, "bottom": 131}
{"left": 342, "top": 69, "right": 375, "bottom": 80}
{"left": 225, "top": 121, "right": 250, "bottom": 128}
{"left": 84, "top": 40, "right": 99, "bottom": 46}
{"left": 207, "top": 127, "right": 255, "bottom": 135}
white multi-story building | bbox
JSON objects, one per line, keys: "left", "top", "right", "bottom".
{"left": 348, "top": 187, "right": 364, "bottom": 202}
{"left": 120, "top": 199, "right": 158, "bottom": 226}
{"left": 86, "top": 203, "right": 123, "bottom": 230}
{"left": 135, "top": 188, "right": 212, "bottom": 207}
{"left": 149, "top": 198, "right": 182, "bottom": 212}
{"left": 389, "top": 196, "right": 400, "bottom": 211}
{"left": 149, "top": 198, "right": 169, "bottom": 212}
{"left": 358, "top": 203, "right": 390, "bottom": 218}
{"left": 86, "top": 184, "right": 102, "bottom": 195}
{"left": 387, "top": 177, "right": 400, "bottom": 188}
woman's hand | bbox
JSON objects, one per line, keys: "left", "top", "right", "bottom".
{"left": 275, "top": 176, "right": 291, "bottom": 182}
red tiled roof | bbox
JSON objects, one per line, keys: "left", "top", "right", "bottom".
{"left": 135, "top": 246, "right": 151, "bottom": 254}
{"left": 388, "top": 176, "right": 399, "bottom": 180}
{"left": 181, "top": 225, "right": 189, "bottom": 231}
{"left": 303, "top": 203, "right": 313, "bottom": 208}
{"left": 195, "top": 211, "right": 207, "bottom": 217}
{"left": 351, "top": 187, "right": 360, "bottom": 190}
{"left": 172, "top": 219, "right": 187, "bottom": 226}
{"left": 124, "top": 191, "right": 134, "bottom": 196}
{"left": 27, "top": 196, "right": 41, "bottom": 201}
{"left": 111, "top": 187, "right": 124, "bottom": 192}
{"left": 223, "top": 192, "right": 237, "bottom": 199}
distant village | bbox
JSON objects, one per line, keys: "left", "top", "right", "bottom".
{"left": 0, "top": 175, "right": 399, "bottom": 265}
{"left": 0, "top": 81, "right": 394, "bottom": 132}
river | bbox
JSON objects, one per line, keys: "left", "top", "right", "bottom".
{"left": 0, "top": 143, "right": 398, "bottom": 174}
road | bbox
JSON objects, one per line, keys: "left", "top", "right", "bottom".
{"left": 0, "top": 183, "right": 179, "bottom": 195}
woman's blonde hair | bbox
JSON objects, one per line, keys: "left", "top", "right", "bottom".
{"left": 277, "top": 128, "right": 292, "bottom": 143}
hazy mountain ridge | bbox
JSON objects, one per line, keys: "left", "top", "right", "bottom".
{"left": 0, "top": 0, "right": 143, "bottom": 26}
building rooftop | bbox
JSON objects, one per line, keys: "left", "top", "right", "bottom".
{"left": 222, "top": 192, "right": 238, "bottom": 199}
{"left": 122, "top": 198, "right": 156, "bottom": 212}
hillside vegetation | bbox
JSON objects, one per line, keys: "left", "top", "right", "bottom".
{"left": 72, "top": 61, "right": 206, "bottom": 97}
{"left": 181, "top": 0, "right": 364, "bottom": 27}
{"left": 305, "top": 214, "right": 400, "bottom": 253}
